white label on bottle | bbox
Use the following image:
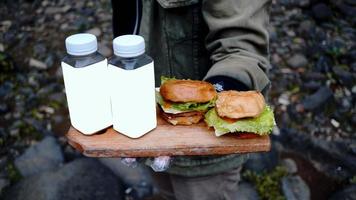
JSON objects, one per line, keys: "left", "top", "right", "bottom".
{"left": 108, "top": 62, "right": 157, "bottom": 138}
{"left": 61, "top": 59, "right": 112, "bottom": 134}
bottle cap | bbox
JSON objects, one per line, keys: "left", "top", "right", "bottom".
{"left": 65, "top": 33, "right": 98, "bottom": 56}
{"left": 113, "top": 35, "right": 145, "bottom": 57}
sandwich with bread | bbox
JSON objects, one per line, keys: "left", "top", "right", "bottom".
{"left": 156, "top": 77, "right": 217, "bottom": 125}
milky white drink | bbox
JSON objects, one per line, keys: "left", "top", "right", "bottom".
{"left": 108, "top": 35, "right": 156, "bottom": 138}
{"left": 61, "top": 33, "right": 112, "bottom": 135}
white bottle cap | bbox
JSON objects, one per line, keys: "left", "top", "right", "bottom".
{"left": 65, "top": 33, "right": 98, "bottom": 56}
{"left": 113, "top": 35, "right": 145, "bottom": 57}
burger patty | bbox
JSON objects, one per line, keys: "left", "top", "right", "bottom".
{"left": 160, "top": 79, "right": 216, "bottom": 103}
{"left": 160, "top": 108, "right": 204, "bottom": 125}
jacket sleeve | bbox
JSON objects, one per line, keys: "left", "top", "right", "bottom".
{"left": 202, "top": 0, "right": 271, "bottom": 93}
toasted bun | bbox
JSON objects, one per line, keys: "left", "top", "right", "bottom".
{"left": 160, "top": 80, "right": 217, "bottom": 103}
{"left": 216, "top": 91, "right": 265, "bottom": 119}
{"left": 160, "top": 109, "right": 204, "bottom": 125}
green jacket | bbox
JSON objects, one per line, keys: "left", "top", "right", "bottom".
{"left": 141, "top": 0, "right": 271, "bottom": 177}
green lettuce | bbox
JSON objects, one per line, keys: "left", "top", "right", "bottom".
{"left": 156, "top": 91, "right": 215, "bottom": 113}
{"left": 205, "top": 106, "right": 275, "bottom": 136}
{"left": 161, "top": 76, "right": 176, "bottom": 84}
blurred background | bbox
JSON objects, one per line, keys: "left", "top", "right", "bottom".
{"left": 0, "top": 0, "right": 355, "bottom": 199}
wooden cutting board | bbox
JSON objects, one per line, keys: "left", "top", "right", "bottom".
{"left": 66, "top": 114, "right": 271, "bottom": 157}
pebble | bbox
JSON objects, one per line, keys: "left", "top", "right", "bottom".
{"left": 60, "top": 23, "right": 68, "bottom": 30}
{"left": 330, "top": 119, "right": 340, "bottom": 128}
{"left": 29, "top": 58, "right": 47, "bottom": 70}
{"left": 312, "top": 3, "right": 333, "bottom": 21}
{"left": 302, "top": 86, "right": 333, "bottom": 111}
{"left": 86, "top": 27, "right": 102, "bottom": 37}
{"left": 281, "top": 158, "right": 298, "bottom": 174}
{"left": 287, "top": 54, "right": 308, "bottom": 69}
{"left": 278, "top": 93, "right": 290, "bottom": 106}
{"left": 61, "top": 5, "right": 71, "bottom": 13}
{"left": 272, "top": 126, "right": 281, "bottom": 136}
{"left": 282, "top": 175, "right": 310, "bottom": 200}
{"left": 0, "top": 20, "right": 12, "bottom": 32}
{"left": 54, "top": 14, "right": 61, "bottom": 21}
{"left": 39, "top": 106, "right": 55, "bottom": 114}
{"left": 45, "top": 7, "right": 62, "bottom": 15}
{"left": 98, "top": 42, "right": 112, "bottom": 57}
{"left": 0, "top": 179, "right": 10, "bottom": 192}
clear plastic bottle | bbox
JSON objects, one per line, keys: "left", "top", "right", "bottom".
{"left": 108, "top": 35, "right": 157, "bottom": 138}
{"left": 61, "top": 33, "right": 112, "bottom": 135}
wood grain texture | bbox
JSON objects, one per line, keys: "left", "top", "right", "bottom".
{"left": 66, "top": 115, "right": 271, "bottom": 157}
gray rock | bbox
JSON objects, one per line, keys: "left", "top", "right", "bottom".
{"left": 244, "top": 147, "right": 279, "bottom": 173}
{"left": 302, "top": 86, "right": 333, "bottom": 111}
{"left": 298, "top": 20, "right": 314, "bottom": 35}
{"left": 4, "top": 158, "right": 124, "bottom": 200}
{"left": 282, "top": 175, "right": 310, "bottom": 200}
{"left": 44, "top": 7, "right": 62, "bottom": 15}
{"left": 329, "top": 185, "right": 356, "bottom": 200}
{"left": 333, "top": 1, "right": 356, "bottom": 17}
{"left": 29, "top": 58, "right": 47, "bottom": 70}
{"left": 277, "top": 128, "right": 356, "bottom": 182}
{"left": 281, "top": 158, "right": 298, "bottom": 174}
{"left": 86, "top": 27, "right": 102, "bottom": 37}
{"left": 0, "top": 178, "right": 9, "bottom": 192}
{"left": 236, "top": 182, "right": 260, "bottom": 200}
{"left": 312, "top": 3, "right": 333, "bottom": 21}
{"left": 315, "top": 56, "right": 332, "bottom": 73}
{"left": 303, "top": 81, "right": 321, "bottom": 91}
{"left": 14, "top": 136, "right": 64, "bottom": 177}
{"left": 287, "top": 54, "right": 308, "bottom": 69}
{"left": 0, "top": 43, "right": 4, "bottom": 51}
{"left": 0, "top": 103, "right": 8, "bottom": 114}
{"left": 333, "top": 67, "right": 354, "bottom": 87}
{"left": 98, "top": 42, "right": 112, "bottom": 57}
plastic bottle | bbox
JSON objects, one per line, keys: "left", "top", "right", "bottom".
{"left": 61, "top": 33, "right": 112, "bottom": 135}
{"left": 108, "top": 35, "right": 157, "bottom": 138}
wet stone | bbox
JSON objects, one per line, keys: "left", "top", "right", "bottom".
{"left": 4, "top": 158, "right": 125, "bottom": 200}
{"left": 312, "top": 3, "right": 333, "bottom": 21}
{"left": 287, "top": 54, "right": 308, "bottom": 69}
{"left": 281, "top": 158, "right": 298, "bottom": 174}
{"left": 14, "top": 136, "right": 64, "bottom": 177}
{"left": 282, "top": 175, "right": 310, "bottom": 200}
{"left": 302, "top": 86, "right": 333, "bottom": 111}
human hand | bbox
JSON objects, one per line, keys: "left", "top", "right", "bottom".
{"left": 121, "top": 156, "right": 172, "bottom": 172}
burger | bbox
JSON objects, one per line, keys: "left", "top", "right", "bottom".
{"left": 156, "top": 77, "right": 217, "bottom": 125}
{"left": 204, "top": 90, "right": 275, "bottom": 136}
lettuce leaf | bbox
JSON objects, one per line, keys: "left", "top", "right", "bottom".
{"left": 161, "top": 76, "right": 176, "bottom": 84}
{"left": 204, "top": 106, "right": 275, "bottom": 136}
{"left": 156, "top": 91, "right": 215, "bottom": 113}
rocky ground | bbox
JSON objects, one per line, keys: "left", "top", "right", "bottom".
{"left": 0, "top": 0, "right": 355, "bottom": 199}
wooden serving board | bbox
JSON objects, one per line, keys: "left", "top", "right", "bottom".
{"left": 66, "top": 115, "right": 271, "bottom": 157}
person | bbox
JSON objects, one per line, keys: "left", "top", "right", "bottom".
{"left": 111, "top": 0, "right": 271, "bottom": 199}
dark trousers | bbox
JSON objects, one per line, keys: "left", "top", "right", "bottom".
{"left": 150, "top": 167, "right": 242, "bottom": 200}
